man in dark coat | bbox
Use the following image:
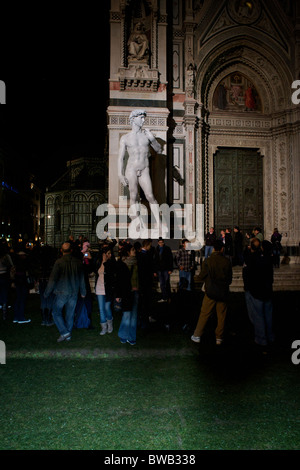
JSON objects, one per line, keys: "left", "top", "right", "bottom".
{"left": 154, "top": 237, "right": 173, "bottom": 302}
{"left": 204, "top": 227, "right": 216, "bottom": 259}
{"left": 271, "top": 228, "right": 282, "bottom": 268}
{"left": 44, "top": 242, "right": 86, "bottom": 342}
{"left": 137, "top": 239, "right": 155, "bottom": 327}
{"left": 233, "top": 225, "right": 244, "bottom": 266}
{"left": 243, "top": 238, "right": 275, "bottom": 348}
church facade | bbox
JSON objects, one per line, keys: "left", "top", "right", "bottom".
{"left": 107, "top": 0, "right": 300, "bottom": 254}
{"left": 45, "top": 157, "right": 107, "bottom": 247}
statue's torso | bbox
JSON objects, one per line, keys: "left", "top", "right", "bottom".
{"left": 125, "top": 131, "right": 150, "bottom": 172}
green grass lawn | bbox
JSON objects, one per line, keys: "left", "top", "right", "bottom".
{"left": 0, "top": 291, "right": 299, "bottom": 450}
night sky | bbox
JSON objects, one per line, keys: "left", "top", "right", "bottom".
{"left": 0, "top": 3, "right": 110, "bottom": 188}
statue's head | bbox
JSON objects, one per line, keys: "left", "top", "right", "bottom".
{"left": 129, "top": 109, "right": 147, "bottom": 125}
{"left": 134, "top": 22, "right": 145, "bottom": 32}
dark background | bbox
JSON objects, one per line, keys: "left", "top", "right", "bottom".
{"left": 0, "top": 2, "right": 110, "bottom": 187}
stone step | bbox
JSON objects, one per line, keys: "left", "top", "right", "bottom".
{"left": 229, "top": 281, "right": 300, "bottom": 292}
{"left": 166, "top": 264, "right": 300, "bottom": 292}
{"left": 88, "top": 264, "right": 300, "bottom": 294}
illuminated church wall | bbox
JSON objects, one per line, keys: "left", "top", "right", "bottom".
{"left": 107, "top": 0, "right": 299, "bottom": 251}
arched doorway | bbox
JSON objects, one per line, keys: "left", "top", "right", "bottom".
{"left": 213, "top": 147, "right": 263, "bottom": 237}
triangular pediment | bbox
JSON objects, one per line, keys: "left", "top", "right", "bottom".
{"left": 197, "top": 0, "right": 290, "bottom": 55}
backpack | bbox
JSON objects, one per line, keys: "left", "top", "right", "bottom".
{"left": 74, "top": 297, "right": 91, "bottom": 329}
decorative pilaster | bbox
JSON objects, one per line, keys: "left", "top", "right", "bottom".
{"left": 295, "top": 1, "right": 300, "bottom": 80}
{"left": 183, "top": 5, "right": 198, "bottom": 229}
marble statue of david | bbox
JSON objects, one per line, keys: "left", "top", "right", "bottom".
{"left": 118, "top": 109, "right": 165, "bottom": 234}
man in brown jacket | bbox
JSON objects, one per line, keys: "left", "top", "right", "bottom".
{"left": 191, "top": 240, "right": 232, "bottom": 345}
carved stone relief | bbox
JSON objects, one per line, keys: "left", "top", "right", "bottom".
{"left": 118, "top": 0, "right": 160, "bottom": 92}
{"left": 227, "top": 0, "right": 262, "bottom": 25}
{"left": 127, "top": 21, "right": 150, "bottom": 64}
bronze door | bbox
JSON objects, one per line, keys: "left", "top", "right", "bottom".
{"left": 214, "top": 148, "right": 263, "bottom": 237}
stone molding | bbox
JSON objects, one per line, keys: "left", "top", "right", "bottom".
{"left": 119, "top": 64, "right": 159, "bottom": 92}
{"left": 107, "top": 107, "right": 169, "bottom": 131}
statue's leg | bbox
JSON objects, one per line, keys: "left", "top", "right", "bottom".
{"left": 125, "top": 171, "right": 146, "bottom": 230}
{"left": 125, "top": 172, "right": 139, "bottom": 211}
{"left": 139, "top": 169, "right": 169, "bottom": 237}
{"left": 138, "top": 167, "right": 155, "bottom": 202}
{"left": 139, "top": 169, "right": 160, "bottom": 235}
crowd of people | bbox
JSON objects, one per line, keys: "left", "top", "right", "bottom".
{"left": 199, "top": 226, "right": 284, "bottom": 351}
{"left": 0, "top": 235, "right": 196, "bottom": 345}
{"left": 0, "top": 226, "right": 285, "bottom": 352}
{"left": 204, "top": 226, "right": 283, "bottom": 268}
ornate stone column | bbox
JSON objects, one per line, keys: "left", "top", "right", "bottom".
{"left": 183, "top": 5, "right": 198, "bottom": 234}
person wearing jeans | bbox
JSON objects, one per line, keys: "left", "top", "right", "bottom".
{"left": 94, "top": 246, "right": 116, "bottom": 335}
{"left": 13, "top": 283, "right": 30, "bottom": 323}
{"left": 44, "top": 242, "right": 86, "bottom": 342}
{"left": 0, "top": 243, "right": 14, "bottom": 320}
{"left": 175, "top": 239, "right": 195, "bottom": 291}
{"left": 243, "top": 238, "right": 275, "bottom": 350}
{"left": 204, "top": 228, "right": 216, "bottom": 259}
{"left": 51, "top": 293, "right": 78, "bottom": 337}
{"left": 116, "top": 244, "right": 139, "bottom": 345}
{"left": 13, "top": 250, "right": 31, "bottom": 324}
{"left": 96, "top": 292, "right": 113, "bottom": 334}
{"left": 244, "top": 291, "right": 274, "bottom": 346}
{"left": 179, "top": 269, "right": 192, "bottom": 291}
{"left": 118, "top": 290, "right": 139, "bottom": 345}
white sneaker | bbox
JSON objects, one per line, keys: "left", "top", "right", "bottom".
{"left": 107, "top": 320, "right": 113, "bottom": 333}
{"left": 191, "top": 335, "right": 201, "bottom": 343}
{"left": 57, "top": 332, "right": 71, "bottom": 342}
{"left": 99, "top": 322, "right": 108, "bottom": 335}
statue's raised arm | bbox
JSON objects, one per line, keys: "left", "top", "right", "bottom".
{"left": 144, "top": 128, "right": 162, "bottom": 155}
